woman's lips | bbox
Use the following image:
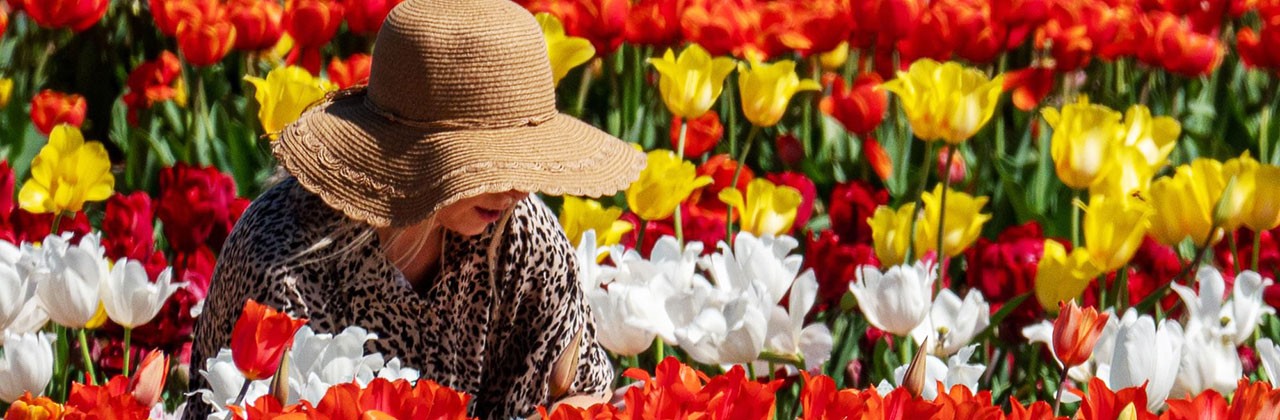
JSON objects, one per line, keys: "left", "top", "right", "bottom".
{"left": 475, "top": 206, "right": 503, "bottom": 223}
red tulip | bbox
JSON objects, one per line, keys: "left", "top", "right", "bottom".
{"left": 156, "top": 163, "right": 247, "bottom": 254}
{"left": 688, "top": 154, "right": 753, "bottom": 220}
{"left": 1052, "top": 300, "right": 1109, "bottom": 368}
{"left": 624, "top": 0, "right": 683, "bottom": 48}
{"left": 1003, "top": 66, "right": 1056, "bottom": 111}
{"left": 231, "top": 299, "right": 307, "bottom": 380}
{"left": 681, "top": 0, "right": 784, "bottom": 61}
{"left": 525, "top": 0, "right": 629, "bottom": 55}
{"left": 1006, "top": 397, "right": 1061, "bottom": 420}
{"left": 285, "top": 0, "right": 345, "bottom": 75}
{"left": 849, "top": 0, "right": 924, "bottom": 52}
{"left": 774, "top": 133, "right": 804, "bottom": 168}
{"left": 30, "top": 89, "right": 87, "bottom": 135}
{"left": 11, "top": 210, "right": 92, "bottom": 243}
{"left": 669, "top": 111, "right": 723, "bottom": 158}
{"left": 341, "top": 0, "right": 401, "bottom": 35}
{"left": 65, "top": 376, "right": 153, "bottom": 418}
{"left": 177, "top": 11, "right": 237, "bottom": 67}
{"left": 827, "top": 180, "right": 888, "bottom": 245}
{"left": 0, "top": 9, "right": 8, "bottom": 42}
{"left": 328, "top": 53, "right": 373, "bottom": 89}
{"left": 1237, "top": 24, "right": 1280, "bottom": 72}
{"left": 1227, "top": 379, "right": 1280, "bottom": 419}
{"left": 21, "top": 0, "right": 108, "bottom": 31}
{"left": 967, "top": 222, "right": 1046, "bottom": 341}
{"left": 863, "top": 136, "right": 892, "bottom": 182}
{"left": 149, "top": 0, "right": 222, "bottom": 37}
{"left": 772, "top": 0, "right": 852, "bottom": 57}
{"left": 820, "top": 73, "right": 886, "bottom": 137}
{"left": 804, "top": 231, "right": 878, "bottom": 311}
{"left": 122, "top": 51, "right": 184, "bottom": 125}
{"left": 1071, "top": 378, "right": 1156, "bottom": 420}
{"left": 1151, "top": 12, "right": 1225, "bottom": 76}
{"left": 228, "top": 0, "right": 285, "bottom": 52}
{"left": 0, "top": 161, "right": 14, "bottom": 244}
{"left": 102, "top": 192, "right": 155, "bottom": 262}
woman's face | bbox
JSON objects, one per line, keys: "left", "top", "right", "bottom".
{"left": 436, "top": 190, "right": 529, "bottom": 236}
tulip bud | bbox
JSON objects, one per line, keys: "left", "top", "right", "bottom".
{"left": 902, "top": 337, "right": 930, "bottom": 398}
{"left": 1052, "top": 300, "right": 1109, "bottom": 368}
{"left": 818, "top": 41, "right": 849, "bottom": 72}
{"left": 269, "top": 350, "right": 290, "bottom": 404}
{"left": 130, "top": 350, "right": 168, "bottom": 407}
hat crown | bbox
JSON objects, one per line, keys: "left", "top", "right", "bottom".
{"left": 366, "top": 0, "right": 557, "bottom": 126}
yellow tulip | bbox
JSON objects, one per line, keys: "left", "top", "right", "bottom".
{"left": 881, "top": 59, "right": 1004, "bottom": 144}
{"left": 1117, "top": 403, "right": 1139, "bottom": 420}
{"left": 244, "top": 65, "right": 337, "bottom": 140}
{"left": 1243, "top": 164, "right": 1280, "bottom": 231}
{"left": 0, "top": 78, "right": 12, "bottom": 107}
{"left": 818, "top": 42, "right": 849, "bottom": 73}
{"left": 718, "top": 178, "right": 803, "bottom": 237}
{"left": 18, "top": 124, "right": 115, "bottom": 214}
{"left": 1220, "top": 153, "right": 1260, "bottom": 232}
{"left": 648, "top": 44, "right": 737, "bottom": 120}
{"left": 1041, "top": 96, "right": 1124, "bottom": 190}
{"left": 559, "top": 196, "right": 633, "bottom": 253}
{"left": 1119, "top": 104, "right": 1180, "bottom": 168}
{"left": 536, "top": 13, "right": 595, "bottom": 87}
{"left": 914, "top": 185, "right": 991, "bottom": 259}
{"left": 1089, "top": 146, "right": 1157, "bottom": 198}
{"left": 1083, "top": 194, "right": 1152, "bottom": 273}
{"left": 1148, "top": 159, "right": 1226, "bottom": 247}
{"left": 85, "top": 302, "right": 109, "bottom": 330}
{"left": 737, "top": 60, "right": 821, "bottom": 127}
{"left": 1034, "top": 239, "right": 1101, "bottom": 311}
{"left": 625, "top": 150, "right": 713, "bottom": 221}
{"left": 868, "top": 203, "right": 916, "bottom": 267}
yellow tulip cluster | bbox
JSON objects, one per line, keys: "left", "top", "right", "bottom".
{"left": 559, "top": 196, "right": 633, "bottom": 254}
{"left": 649, "top": 43, "right": 819, "bottom": 129}
{"left": 1042, "top": 98, "right": 1180, "bottom": 194}
{"left": 867, "top": 186, "right": 991, "bottom": 267}
{"left": 1148, "top": 154, "right": 1280, "bottom": 247}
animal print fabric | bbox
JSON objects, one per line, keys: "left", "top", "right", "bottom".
{"left": 184, "top": 177, "right": 613, "bottom": 419}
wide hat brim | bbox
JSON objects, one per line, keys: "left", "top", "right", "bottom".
{"left": 274, "top": 92, "right": 646, "bottom": 228}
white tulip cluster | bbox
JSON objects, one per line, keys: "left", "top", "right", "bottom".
{"left": 577, "top": 230, "right": 832, "bottom": 373}
{"left": 196, "top": 325, "right": 420, "bottom": 419}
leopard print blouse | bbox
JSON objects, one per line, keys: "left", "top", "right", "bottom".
{"left": 184, "top": 177, "right": 613, "bottom": 419}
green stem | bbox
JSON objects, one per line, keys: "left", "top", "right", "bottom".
{"left": 1254, "top": 231, "right": 1263, "bottom": 273}
{"left": 674, "top": 120, "right": 689, "bottom": 245}
{"left": 1053, "top": 364, "right": 1067, "bottom": 416}
{"left": 572, "top": 61, "right": 595, "bottom": 118}
{"left": 77, "top": 329, "right": 97, "bottom": 385}
{"left": 1071, "top": 190, "right": 1082, "bottom": 248}
{"left": 1114, "top": 264, "right": 1130, "bottom": 311}
{"left": 654, "top": 337, "right": 665, "bottom": 365}
{"left": 1261, "top": 104, "right": 1272, "bottom": 164}
{"left": 50, "top": 212, "right": 64, "bottom": 235}
{"left": 1229, "top": 232, "right": 1241, "bottom": 275}
{"left": 906, "top": 141, "right": 937, "bottom": 263}
{"left": 233, "top": 377, "right": 253, "bottom": 406}
{"left": 635, "top": 219, "right": 647, "bottom": 255}
{"left": 936, "top": 146, "right": 955, "bottom": 285}
{"left": 122, "top": 328, "right": 132, "bottom": 377}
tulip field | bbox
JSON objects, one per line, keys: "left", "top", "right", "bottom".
{"left": 5, "top": 0, "right": 1280, "bottom": 418}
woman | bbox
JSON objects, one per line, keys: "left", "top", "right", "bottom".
{"left": 183, "top": 0, "right": 646, "bottom": 417}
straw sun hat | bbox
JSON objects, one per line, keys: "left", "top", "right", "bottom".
{"left": 273, "top": 0, "right": 646, "bottom": 228}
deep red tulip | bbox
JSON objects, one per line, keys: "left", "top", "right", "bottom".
{"left": 678, "top": 203, "right": 727, "bottom": 252}
{"left": 827, "top": 180, "right": 888, "bottom": 246}
{"left": 102, "top": 192, "right": 156, "bottom": 262}
{"left": 11, "top": 210, "right": 92, "bottom": 243}
{"left": 773, "top": 0, "right": 852, "bottom": 57}
{"left": 341, "top": 0, "right": 401, "bottom": 35}
{"left": 849, "top": 0, "right": 924, "bottom": 51}
{"left": 966, "top": 222, "right": 1045, "bottom": 342}
{"left": 1003, "top": 66, "right": 1056, "bottom": 111}
{"left": 328, "top": 53, "right": 373, "bottom": 89}
{"left": 177, "top": 12, "right": 237, "bottom": 67}
{"left": 624, "top": 0, "right": 683, "bottom": 48}
{"left": 228, "top": 0, "right": 285, "bottom": 52}
{"left": 1237, "top": 24, "right": 1280, "bottom": 72}
{"left": 820, "top": 73, "right": 886, "bottom": 137}
{"left": 156, "top": 163, "right": 247, "bottom": 254}
{"left": 230, "top": 299, "right": 307, "bottom": 380}
{"left": 804, "top": 231, "right": 878, "bottom": 311}
{"left": 774, "top": 133, "right": 804, "bottom": 168}
{"left": 21, "top": 0, "right": 108, "bottom": 31}
{"left": 30, "top": 90, "right": 87, "bottom": 135}
{"left": 669, "top": 111, "right": 723, "bottom": 158}
{"left": 285, "top": 0, "right": 345, "bottom": 74}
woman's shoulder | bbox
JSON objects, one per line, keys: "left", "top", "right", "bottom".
{"left": 504, "top": 195, "right": 571, "bottom": 249}
{"left": 225, "top": 176, "right": 361, "bottom": 256}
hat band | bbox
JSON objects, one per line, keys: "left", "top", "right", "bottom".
{"left": 363, "top": 96, "right": 558, "bottom": 130}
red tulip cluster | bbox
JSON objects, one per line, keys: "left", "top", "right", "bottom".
{"left": 803, "top": 180, "right": 887, "bottom": 310}
{"left": 965, "top": 222, "right": 1046, "bottom": 340}
{"left": 799, "top": 371, "right": 1060, "bottom": 420}
{"left": 232, "top": 378, "right": 473, "bottom": 419}
{"left": 122, "top": 51, "right": 184, "bottom": 126}
{"left": 284, "top": 0, "right": 345, "bottom": 74}
{"left": 328, "top": 53, "right": 373, "bottom": 89}
{"left": 149, "top": 0, "right": 238, "bottom": 67}
{"left": 156, "top": 163, "right": 251, "bottom": 258}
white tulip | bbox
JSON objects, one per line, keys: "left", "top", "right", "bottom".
{"left": 911, "top": 289, "right": 989, "bottom": 356}
{"left": 1171, "top": 267, "right": 1272, "bottom": 345}
{"left": 702, "top": 233, "right": 803, "bottom": 306}
{"left": 1258, "top": 338, "right": 1280, "bottom": 388}
{"left": 888, "top": 344, "right": 985, "bottom": 400}
{"left": 1109, "top": 313, "right": 1183, "bottom": 411}
{"left": 850, "top": 262, "right": 935, "bottom": 336}
{"left": 0, "top": 240, "right": 43, "bottom": 335}
{"left": 34, "top": 233, "right": 109, "bottom": 328}
{"left": 761, "top": 271, "right": 832, "bottom": 372}
{"left": 1225, "top": 271, "right": 1273, "bottom": 345}
{"left": 197, "top": 349, "right": 269, "bottom": 413}
{"left": 1172, "top": 329, "right": 1241, "bottom": 398}
{"left": 101, "top": 259, "right": 185, "bottom": 328}
{"left": 0, "top": 331, "right": 55, "bottom": 402}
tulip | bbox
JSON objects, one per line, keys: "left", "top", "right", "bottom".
{"left": 915, "top": 185, "right": 991, "bottom": 259}
{"left": 0, "top": 79, "right": 12, "bottom": 108}
{"left": 149, "top": 0, "right": 219, "bottom": 36}
{"left": 863, "top": 136, "right": 893, "bottom": 182}
{"left": 1243, "top": 165, "right": 1280, "bottom": 231}
{"left": 284, "top": 0, "right": 345, "bottom": 74}
{"left": 102, "top": 259, "right": 183, "bottom": 329}
{"left": 4, "top": 393, "right": 64, "bottom": 419}
{"left": 1108, "top": 314, "right": 1183, "bottom": 411}
{"left": 736, "top": 59, "right": 820, "bottom": 127}
{"left": 868, "top": 203, "right": 916, "bottom": 267}
{"left": 1052, "top": 300, "right": 1109, "bottom": 368}
{"left": 1238, "top": 24, "right": 1280, "bottom": 72}
{"left": 623, "top": 0, "right": 681, "bottom": 48}
{"left": 342, "top": 0, "right": 401, "bottom": 36}
{"left": 818, "top": 42, "right": 849, "bottom": 72}
{"left": 828, "top": 180, "right": 888, "bottom": 245}
{"left": 910, "top": 289, "right": 989, "bottom": 356}
{"left": 229, "top": 0, "right": 285, "bottom": 52}
{"left": 625, "top": 150, "right": 712, "bottom": 222}
{"left": 881, "top": 59, "right": 1004, "bottom": 144}
{"left": 157, "top": 164, "right": 250, "bottom": 255}
{"left": 718, "top": 178, "right": 802, "bottom": 237}
{"left": 100, "top": 192, "right": 156, "bottom": 262}
{"left": 1041, "top": 96, "right": 1124, "bottom": 190}
{"left": 29, "top": 90, "right": 87, "bottom": 135}
{"left": 1118, "top": 104, "right": 1180, "bottom": 168}
{"left": 559, "top": 196, "right": 632, "bottom": 252}
{"left": 1083, "top": 195, "right": 1152, "bottom": 273}
{"left": 1173, "top": 325, "right": 1242, "bottom": 397}
{"left": 1003, "top": 66, "right": 1055, "bottom": 112}
{"left": 231, "top": 299, "right": 308, "bottom": 380}
{"left": 1090, "top": 146, "right": 1158, "bottom": 199}
{"left": 884, "top": 345, "right": 986, "bottom": 401}
{"left": 648, "top": 44, "right": 737, "bottom": 120}
{"left": 20, "top": 0, "right": 108, "bottom": 31}
{"left": 760, "top": 271, "right": 832, "bottom": 371}
{"left": 668, "top": 111, "right": 723, "bottom": 158}
{"left": 130, "top": 349, "right": 169, "bottom": 407}
{"left": 849, "top": 261, "right": 935, "bottom": 336}
{"left": 537, "top": 13, "right": 595, "bottom": 87}
{"left": 1259, "top": 338, "right": 1280, "bottom": 388}
{"left": 177, "top": 14, "right": 237, "bottom": 67}
{"left": 765, "top": 172, "right": 816, "bottom": 231}
{"left": 686, "top": 154, "right": 752, "bottom": 220}
{"left": 1033, "top": 239, "right": 1100, "bottom": 310}
{"left": 1148, "top": 159, "right": 1226, "bottom": 247}
{"left": 820, "top": 73, "right": 887, "bottom": 136}
{"left": 17, "top": 125, "right": 114, "bottom": 215}
{"left": 122, "top": 52, "right": 187, "bottom": 125}
{"left": 327, "top": 53, "right": 372, "bottom": 89}
{"left": 0, "top": 332, "right": 54, "bottom": 402}
{"left": 1220, "top": 154, "right": 1261, "bottom": 233}
{"left": 244, "top": 66, "right": 337, "bottom": 140}
{"left": 33, "top": 234, "right": 108, "bottom": 329}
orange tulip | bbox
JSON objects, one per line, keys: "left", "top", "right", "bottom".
{"left": 177, "top": 11, "right": 237, "bottom": 67}
{"left": 21, "top": 0, "right": 108, "bottom": 31}
{"left": 30, "top": 90, "right": 87, "bottom": 135}
{"left": 820, "top": 73, "right": 887, "bottom": 137}
{"left": 228, "top": 0, "right": 285, "bottom": 52}
{"left": 149, "top": 0, "right": 221, "bottom": 37}
{"left": 669, "top": 111, "right": 723, "bottom": 158}
{"left": 130, "top": 350, "right": 168, "bottom": 407}
{"left": 1163, "top": 389, "right": 1228, "bottom": 420}
{"left": 230, "top": 299, "right": 307, "bottom": 380}
{"left": 863, "top": 136, "right": 893, "bottom": 182}
{"left": 328, "top": 53, "right": 373, "bottom": 89}
{"left": 1071, "top": 378, "right": 1157, "bottom": 420}
{"left": 284, "top": 0, "right": 345, "bottom": 74}
{"left": 1052, "top": 300, "right": 1109, "bottom": 368}
{"left": 623, "top": 0, "right": 682, "bottom": 48}
{"left": 3, "top": 392, "right": 64, "bottom": 419}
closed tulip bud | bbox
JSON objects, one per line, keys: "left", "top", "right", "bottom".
{"left": 1243, "top": 165, "right": 1280, "bottom": 231}
{"left": 718, "top": 178, "right": 803, "bottom": 237}
{"left": 29, "top": 90, "right": 87, "bottom": 135}
{"left": 230, "top": 299, "right": 307, "bottom": 380}
{"left": 902, "top": 337, "right": 929, "bottom": 398}
{"left": 625, "top": 150, "right": 713, "bottom": 222}
{"left": 129, "top": 349, "right": 168, "bottom": 407}
{"left": 737, "top": 59, "right": 821, "bottom": 127}
{"left": 1034, "top": 239, "right": 1100, "bottom": 311}
{"left": 1149, "top": 159, "right": 1226, "bottom": 247}
{"left": 1052, "top": 300, "right": 1109, "bottom": 368}
{"left": 1084, "top": 195, "right": 1152, "bottom": 273}
{"left": 1042, "top": 96, "right": 1125, "bottom": 190}
{"left": 648, "top": 44, "right": 736, "bottom": 120}
{"left": 869, "top": 203, "right": 915, "bottom": 267}
{"left": 21, "top": 0, "right": 107, "bottom": 32}
{"left": 177, "top": 15, "right": 237, "bottom": 67}
{"left": 538, "top": 13, "right": 595, "bottom": 87}
{"left": 881, "top": 59, "right": 1004, "bottom": 144}
{"left": 228, "top": 0, "right": 285, "bottom": 52}
{"left": 915, "top": 185, "right": 991, "bottom": 259}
